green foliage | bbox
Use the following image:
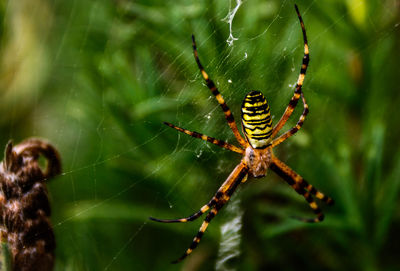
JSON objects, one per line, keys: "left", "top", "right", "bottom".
{"left": 1, "top": 0, "right": 400, "bottom": 270}
{"left": 0, "top": 240, "right": 12, "bottom": 271}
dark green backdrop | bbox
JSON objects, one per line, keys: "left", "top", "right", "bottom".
{"left": 1, "top": 0, "right": 400, "bottom": 270}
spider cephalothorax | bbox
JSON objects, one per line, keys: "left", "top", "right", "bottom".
{"left": 244, "top": 145, "right": 272, "bottom": 178}
{"left": 150, "top": 4, "right": 334, "bottom": 263}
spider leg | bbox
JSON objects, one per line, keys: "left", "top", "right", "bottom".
{"left": 289, "top": 188, "right": 324, "bottom": 223}
{"left": 270, "top": 156, "right": 333, "bottom": 223}
{"left": 171, "top": 163, "right": 248, "bottom": 263}
{"left": 191, "top": 35, "right": 247, "bottom": 147}
{"left": 271, "top": 151, "right": 333, "bottom": 205}
{"left": 270, "top": 93, "right": 308, "bottom": 148}
{"left": 302, "top": 179, "right": 334, "bottom": 205}
{"left": 171, "top": 206, "right": 220, "bottom": 263}
{"left": 271, "top": 4, "right": 310, "bottom": 138}
{"left": 150, "top": 163, "right": 248, "bottom": 224}
{"left": 164, "top": 122, "right": 244, "bottom": 154}
{"left": 149, "top": 196, "right": 217, "bottom": 223}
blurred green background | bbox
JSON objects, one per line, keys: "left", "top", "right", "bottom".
{"left": 1, "top": 0, "right": 400, "bottom": 270}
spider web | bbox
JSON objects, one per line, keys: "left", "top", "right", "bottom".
{"left": 0, "top": 0, "right": 399, "bottom": 270}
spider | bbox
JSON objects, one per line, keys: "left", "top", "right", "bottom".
{"left": 150, "top": 5, "right": 334, "bottom": 263}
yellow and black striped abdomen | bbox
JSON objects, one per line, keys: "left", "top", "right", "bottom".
{"left": 241, "top": 91, "right": 272, "bottom": 149}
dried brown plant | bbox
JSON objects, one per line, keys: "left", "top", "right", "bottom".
{"left": 0, "top": 138, "right": 61, "bottom": 271}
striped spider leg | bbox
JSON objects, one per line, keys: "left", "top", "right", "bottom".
{"left": 191, "top": 34, "right": 247, "bottom": 148}
{"left": 270, "top": 156, "right": 334, "bottom": 223}
{"left": 270, "top": 4, "right": 310, "bottom": 143}
{"left": 150, "top": 4, "right": 334, "bottom": 263}
{"left": 151, "top": 163, "right": 249, "bottom": 263}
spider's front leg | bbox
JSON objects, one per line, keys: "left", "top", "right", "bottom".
{"left": 150, "top": 162, "right": 248, "bottom": 263}
{"left": 149, "top": 195, "right": 217, "bottom": 223}
{"left": 270, "top": 155, "right": 334, "bottom": 222}
{"left": 171, "top": 162, "right": 248, "bottom": 263}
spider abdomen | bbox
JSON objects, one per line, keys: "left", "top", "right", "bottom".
{"left": 241, "top": 91, "right": 272, "bottom": 149}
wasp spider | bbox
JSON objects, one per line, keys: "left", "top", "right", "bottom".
{"left": 150, "top": 5, "right": 334, "bottom": 263}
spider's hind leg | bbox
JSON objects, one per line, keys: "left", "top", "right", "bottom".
{"left": 191, "top": 35, "right": 247, "bottom": 147}
{"left": 271, "top": 5, "right": 310, "bottom": 138}
{"left": 270, "top": 93, "right": 309, "bottom": 148}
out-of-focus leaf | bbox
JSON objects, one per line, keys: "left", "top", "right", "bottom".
{"left": 0, "top": 240, "right": 11, "bottom": 271}
{"left": 375, "top": 152, "right": 400, "bottom": 247}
